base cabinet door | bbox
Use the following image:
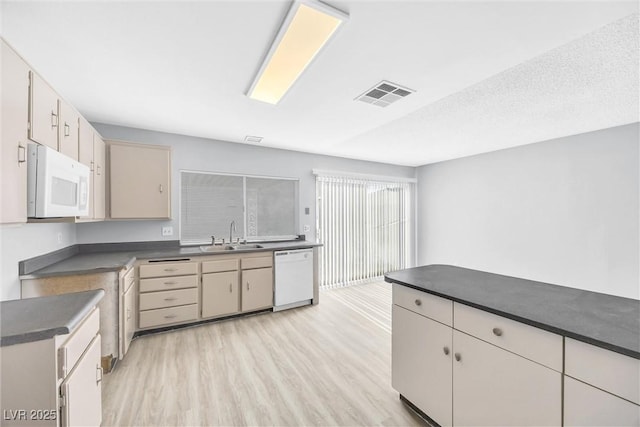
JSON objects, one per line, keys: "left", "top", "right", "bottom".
{"left": 60, "top": 335, "right": 102, "bottom": 427}
{"left": 564, "top": 376, "right": 640, "bottom": 426}
{"left": 122, "top": 284, "right": 135, "bottom": 356}
{"left": 392, "top": 305, "right": 452, "bottom": 426}
{"left": 452, "top": 330, "right": 561, "bottom": 426}
{"left": 241, "top": 267, "right": 273, "bottom": 312}
{"left": 202, "top": 271, "right": 240, "bottom": 318}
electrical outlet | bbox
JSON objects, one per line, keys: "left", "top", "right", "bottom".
{"left": 162, "top": 226, "right": 173, "bottom": 236}
{"left": 57, "top": 232, "right": 63, "bottom": 244}
{"left": 303, "top": 225, "right": 310, "bottom": 232}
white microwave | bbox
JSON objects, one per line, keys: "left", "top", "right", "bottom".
{"left": 27, "top": 143, "right": 90, "bottom": 218}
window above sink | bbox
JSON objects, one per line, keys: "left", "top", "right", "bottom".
{"left": 181, "top": 171, "right": 299, "bottom": 246}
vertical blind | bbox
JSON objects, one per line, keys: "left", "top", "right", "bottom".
{"left": 316, "top": 175, "right": 413, "bottom": 289}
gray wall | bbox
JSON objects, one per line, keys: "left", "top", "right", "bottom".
{"left": 77, "top": 123, "right": 416, "bottom": 246}
{"left": 416, "top": 123, "right": 639, "bottom": 299}
{"left": 0, "top": 222, "right": 76, "bottom": 300}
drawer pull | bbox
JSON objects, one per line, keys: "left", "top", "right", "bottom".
{"left": 492, "top": 327, "right": 503, "bottom": 337}
{"left": 454, "top": 353, "right": 461, "bottom": 362}
{"left": 164, "top": 297, "right": 178, "bottom": 301}
{"left": 414, "top": 299, "right": 422, "bottom": 306}
{"left": 443, "top": 346, "right": 450, "bottom": 356}
{"left": 164, "top": 281, "right": 177, "bottom": 285}
{"left": 164, "top": 268, "right": 178, "bottom": 272}
{"left": 164, "top": 314, "right": 178, "bottom": 319}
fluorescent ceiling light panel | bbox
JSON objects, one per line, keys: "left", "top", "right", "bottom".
{"left": 248, "top": 1, "right": 348, "bottom": 105}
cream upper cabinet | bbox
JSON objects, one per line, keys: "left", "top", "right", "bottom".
{"left": 392, "top": 305, "right": 453, "bottom": 427}
{"left": 1, "top": 40, "right": 30, "bottom": 224}
{"left": 241, "top": 267, "right": 273, "bottom": 312}
{"left": 28, "top": 71, "right": 59, "bottom": 150}
{"left": 78, "top": 118, "right": 95, "bottom": 219}
{"left": 58, "top": 100, "right": 79, "bottom": 160}
{"left": 93, "top": 134, "right": 106, "bottom": 220}
{"left": 78, "top": 119, "right": 106, "bottom": 221}
{"left": 108, "top": 141, "right": 171, "bottom": 219}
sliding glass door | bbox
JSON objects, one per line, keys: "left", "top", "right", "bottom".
{"left": 316, "top": 175, "right": 413, "bottom": 288}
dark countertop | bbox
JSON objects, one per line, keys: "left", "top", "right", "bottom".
{"left": 20, "top": 240, "right": 321, "bottom": 279}
{"left": 385, "top": 265, "right": 640, "bottom": 359}
{"left": 0, "top": 290, "right": 104, "bottom": 347}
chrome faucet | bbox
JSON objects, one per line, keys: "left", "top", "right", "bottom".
{"left": 229, "top": 220, "right": 237, "bottom": 244}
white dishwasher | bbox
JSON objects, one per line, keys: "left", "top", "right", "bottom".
{"left": 274, "top": 248, "right": 314, "bottom": 311}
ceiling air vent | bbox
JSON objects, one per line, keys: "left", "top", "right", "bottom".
{"left": 356, "top": 81, "right": 415, "bottom": 107}
{"left": 244, "top": 135, "right": 263, "bottom": 143}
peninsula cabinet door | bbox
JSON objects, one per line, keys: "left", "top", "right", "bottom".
{"left": 564, "top": 376, "right": 640, "bottom": 427}
{"left": 241, "top": 267, "right": 273, "bottom": 312}
{"left": 452, "top": 330, "right": 561, "bottom": 426}
{"left": 392, "top": 305, "right": 453, "bottom": 427}
{"left": 109, "top": 142, "right": 171, "bottom": 219}
{"left": 202, "top": 271, "right": 240, "bottom": 318}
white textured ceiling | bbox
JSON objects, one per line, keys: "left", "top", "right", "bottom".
{"left": 1, "top": 1, "right": 638, "bottom": 167}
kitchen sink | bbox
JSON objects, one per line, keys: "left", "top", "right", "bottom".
{"left": 199, "top": 244, "right": 264, "bottom": 252}
{"left": 200, "top": 245, "right": 236, "bottom": 252}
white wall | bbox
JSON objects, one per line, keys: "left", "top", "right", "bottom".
{"left": 77, "top": 123, "right": 416, "bottom": 244}
{"left": 416, "top": 123, "right": 639, "bottom": 299}
{"left": 0, "top": 222, "right": 76, "bottom": 300}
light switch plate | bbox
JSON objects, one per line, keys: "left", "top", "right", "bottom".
{"left": 303, "top": 225, "right": 310, "bottom": 232}
{"left": 162, "top": 226, "right": 173, "bottom": 236}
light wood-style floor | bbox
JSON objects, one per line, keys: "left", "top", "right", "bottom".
{"left": 102, "top": 281, "right": 426, "bottom": 426}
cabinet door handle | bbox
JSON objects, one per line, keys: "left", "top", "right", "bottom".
{"left": 51, "top": 111, "right": 58, "bottom": 128}
{"left": 64, "top": 122, "right": 70, "bottom": 136}
{"left": 454, "top": 353, "right": 461, "bottom": 362}
{"left": 247, "top": 281, "right": 250, "bottom": 291}
{"left": 97, "top": 165, "right": 101, "bottom": 176}
{"left": 90, "top": 160, "right": 95, "bottom": 172}
{"left": 17, "top": 143, "right": 26, "bottom": 163}
{"left": 96, "top": 365, "right": 103, "bottom": 384}
{"left": 229, "top": 283, "right": 232, "bottom": 293}
{"left": 164, "top": 281, "right": 177, "bottom": 285}
{"left": 164, "top": 297, "right": 177, "bottom": 301}
{"left": 164, "top": 268, "right": 177, "bottom": 272}
{"left": 443, "top": 346, "right": 450, "bottom": 356}
{"left": 492, "top": 327, "right": 503, "bottom": 337}
{"left": 164, "top": 314, "right": 178, "bottom": 319}
{"left": 126, "top": 308, "right": 131, "bottom": 320}
{"left": 414, "top": 299, "right": 422, "bottom": 306}
{"left": 159, "top": 184, "right": 163, "bottom": 193}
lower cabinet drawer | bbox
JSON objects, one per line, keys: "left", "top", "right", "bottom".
{"left": 139, "top": 275, "right": 198, "bottom": 292}
{"left": 139, "top": 288, "right": 198, "bottom": 311}
{"left": 241, "top": 256, "right": 272, "bottom": 270}
{"left": 139, "top": 304, "right": 198, "bottom": 329}
{"left": 454, "top": 302, "right": 562, "bottom": 372}
{"left": 393, "top": 284, "right": 452, "bottom": 326}
{"left": 565, "top": 338, "right": 640, "bottom": 405}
